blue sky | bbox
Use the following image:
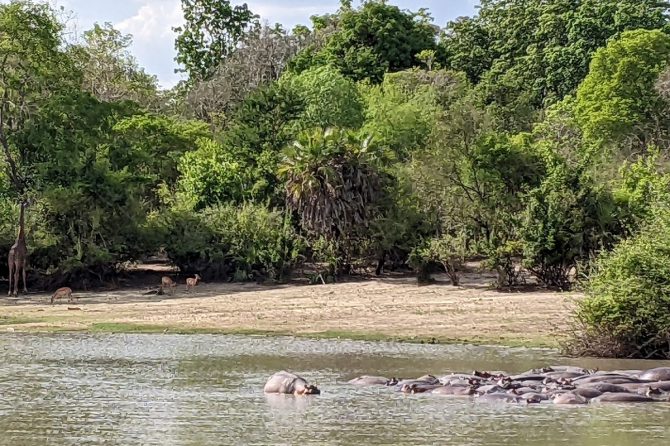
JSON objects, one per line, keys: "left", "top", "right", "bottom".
{"left": 20, "top": 1, "right": 478, "bottom": 88}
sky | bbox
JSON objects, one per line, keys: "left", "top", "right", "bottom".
{"left": 14, "top": 1, "right": 479, "bottom": 88}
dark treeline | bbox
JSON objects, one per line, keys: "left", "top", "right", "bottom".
{"left": 2, "top": 0, "right": 670, "bottom": 358}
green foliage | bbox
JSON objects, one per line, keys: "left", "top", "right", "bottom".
{"left": 0, "top": 0, "right": 79, "bottom": 192}
{"left": 11, "top": 91, "right": 151, "bottom": 282}
{"left": 174, "top": 0, "right": 258, "bottom": 81}
{"left": 278, "top": 127, "right": 386, "bottom": 240}
{"left": 72, "top": 22, "right": 159, "bottom": 108}
{"left": 519, "top": 164, "right": 620, "bottom": 290}
{"left": 441, "top": 0, "right": 669, "bottom": 129}
{"left": 361, "top": 70, "right": 448, "bottom": 160}
{"left": 576, "top": 29, "right": 670, "bottom": 145}
{"left": 112, "top": 113, "right": 210, "bottom": 206}
{"left": 283, "top": 66, "right": 364, "bottom": 130}
{"left": 293, "top": 1, "right": 437, "bottom": 82}
{"left": 574, "top": 205, "right": 670, "bottom": 358}
{"left": 176, "top": 138, "right": 249, "bottom": 209}
{"left": 152, "top": 203, "right": 304, "bottom": 281}
{"left": 424, "top": 232, "right": 469, "bottom": 286}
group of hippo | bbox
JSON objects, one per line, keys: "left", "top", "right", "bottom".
{"left": 264, "top": 366, "right": 670, "bottom": 405}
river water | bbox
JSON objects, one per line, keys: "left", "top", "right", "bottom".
{"left": 1, "top": 334, "right": 669, "bottom": 446}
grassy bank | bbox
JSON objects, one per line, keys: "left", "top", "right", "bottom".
{"left": 3, "top": 319, "right": 559, "bottom": 348}
{"left": 1, "top": 272, "right": 576, "bottom": 349}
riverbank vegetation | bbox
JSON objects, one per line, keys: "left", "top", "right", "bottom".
{"left": 2, "top": 0, "right": 670, "bottom": 358}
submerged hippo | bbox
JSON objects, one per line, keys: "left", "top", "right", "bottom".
{"left": 639, "top": 367, "right": 670, "bottom": 382}
{"left": 431, "top": 385, "right": 476, "bottom": 396}
{"left": 552, "top": 393, "right": 588, "bottom": 405}
{"left": 577, "top": 383, "right": 628, "bottom": 393}
{"left": 348, "top": 375, "right": 396, "bottom": 386}
{"left": 401, "top": 383, "right": 442, "bottom": 394}
{"left": 591, "top": 392, "right": 655, "bottom": 403}
{"left": 264, "top": 371, "right": 320, "bottom": 395}
{"left": 572, "top": 387, "right": 603, "bottom": 400}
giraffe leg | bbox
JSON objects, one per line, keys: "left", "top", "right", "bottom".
{"left": 22, "top": 265, "right": 27, "bottom": 293}
{"left": 13, "top": 263, "right": 20, "bottom": 297}
{"left": 7, "top": 262, "right": 13, "bottom": 296}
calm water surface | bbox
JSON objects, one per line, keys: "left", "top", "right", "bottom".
{"left": 1, "top": 334, "right": 669, "bottom": 446}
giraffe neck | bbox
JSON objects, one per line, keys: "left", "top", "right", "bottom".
{"left": 17, "top": 203, "right": 25, "bottom": 241}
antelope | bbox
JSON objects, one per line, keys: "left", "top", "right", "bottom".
{"left": 161, "top": 276, "right": 177, "bottom": 295}
{"left": 51, "top": 287, "right": 74, "bottom": 305}
{"left": 186, "top": 274, "right": 201, "bottom": 292}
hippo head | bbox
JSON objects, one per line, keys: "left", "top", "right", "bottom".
{"left": 298, "top": 384, "right": 321, "bottom": 395}
{"left": 386, "top": 377, "right": 399, "bottom": 386}
{"left": 646, "top": 387, "right": 662, "bottom": 397}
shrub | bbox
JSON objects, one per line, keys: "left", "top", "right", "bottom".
{"left": 569, "top": 206, "right": 670, "bottom": 358}
{"left": 153, "top": 203, "right": 305, "bottom": 282}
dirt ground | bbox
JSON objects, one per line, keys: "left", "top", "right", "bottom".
{"left": 0, "top": 265, "right": 579, "bottom": 347}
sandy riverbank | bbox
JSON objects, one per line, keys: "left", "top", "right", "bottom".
{"left": 0, "top": 268, "right": 578, "bottom": 348}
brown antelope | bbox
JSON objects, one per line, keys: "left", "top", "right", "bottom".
{"left": 51, "top": 287, "right": 74, "bottom": 305}
{"left": 186, "top": 274, "right": 201, "bottom": 292}
{"left": 161, "top": 276, "right": 177, "bottom": 295}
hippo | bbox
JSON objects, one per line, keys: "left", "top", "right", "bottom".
{"left": 431, "top": 385, "right": 476, "bottom": 396}
{"left": 510, "top": 386, "right": 541, "bottom": 395}
{"left": 572, "top": 387, "right": 603, "bottom": 399}
{"left": 572, "top": 374, "right": 638, "bottom": 385}
{"left": 476, "top": 393, "right": 524, "bottom": 404}
{"left": 264, "top": 371, "right": 320, "bottom": 395}
{"left": 519, "top": 392, "right": 548, "bottom": 402}
{"left": 510, "top": 374, "right": 548, "bottom": 382}
{"left": 577, "top": 383, "right": 628, "bottom": 394}
{"left": 401, "top": 383, "right": 442, "bottom": 394}
{"left": 552, "top": 393, "right": 588, "bottom": 405}
{"left": 415, "top": 375, "right": 440, "bottom": 385}
{"left": 639, "top": 367, "right": 670, "bottom": 382}
{"left": 476, "top": 384, "right": 507, "bottom": 395}
{"left": 591, "top": 392, "right": 655, "bottom": 403}
{"left": 348, "top": 375, "right": 395, "bottom": 386}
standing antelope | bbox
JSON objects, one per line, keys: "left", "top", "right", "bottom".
{"left": 51, "top": 287, "right": 74, "bottom": 305}
{"left": 186, "top": 274, "right": 201, "bottom": 292}
{"left": 161, "top": 276, "right": 177, "bottom": 295}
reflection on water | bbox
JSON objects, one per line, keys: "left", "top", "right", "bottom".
{"left": 0, "top": 334, "right": 669, "bottom": 445}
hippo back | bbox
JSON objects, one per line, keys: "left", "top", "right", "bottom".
{"left": 264, "top": 371, "right": 307, "bottom": 394}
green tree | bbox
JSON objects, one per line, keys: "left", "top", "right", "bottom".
{"left": 72, "top": 22, "right": 159, "bottom": 108}
{"left": 441, "top": 0, "right": 669, "bottom": 130}
{"left": 283, "top": 65, "right": 364, "bottom": 130}
{"left": 13, "top": 91, "right": 151, "bottom": 283}
{"left": 112, "top": 114, "right": 211, "bottom": 207}
{"left": 278, "top": 127, "right": 385, "bottom": 240}
{"left": 576, "top": 29, "right": 670, "bottom": 147}
{"left": 574, "top": 204, "right": 670, "bottom": 358}
{"left": 293, "top": 1, "right": 438, "bottom": 82}
{"left": 0, "top": 0, "right": 78, "bottom": 194}
{"left": 174, "top": 0, "right": 259, "bottom": 81}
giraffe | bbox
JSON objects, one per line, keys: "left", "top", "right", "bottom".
{"left": 7, "top": 201, "right": 28, "bottom": 297}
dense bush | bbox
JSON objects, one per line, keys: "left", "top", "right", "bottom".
{"left": 152, "top": 203, "right": 305, "bottom": 282}
{"left": 570, "top": 206, "right": 670, "bottom": 358}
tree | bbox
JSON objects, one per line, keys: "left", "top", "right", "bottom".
{"left": 0, "top": 0, "right": 78, "bottom": 194}
{"left": 293, "top": 1, "right": 438, "bottom": 82}
{"left": 72, "top": 23, "right": 159, "bottom": 108}
{"left": 576, "top": 29, "right": 670, "bottom": 148}
{"left": 174, "top": 0, "right": 259, "bottom": 81}
{"left": 187, "top": 25, "right": 309, "bottom": 125}
{"left": 283, "top": 65, "right": 364, "bottom": 130}
{"left": 278, "top": 128, "right": 385, "bottom": 239}
{"left": 440, "top": 0, "right": 670, "bottom": 130}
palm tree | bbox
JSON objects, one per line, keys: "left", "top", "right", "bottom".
{"left": 278, "top": 127, "right": 383, "bottom": 239}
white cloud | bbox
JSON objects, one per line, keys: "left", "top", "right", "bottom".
{"left": 116, "top": 0, "right": 182, "bottom": 41}
{"left": 115, "top": 0, "right": 183, "bottom": 89}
